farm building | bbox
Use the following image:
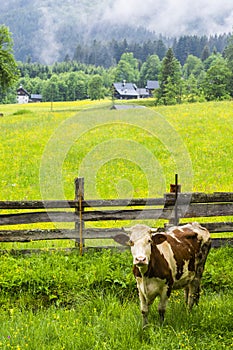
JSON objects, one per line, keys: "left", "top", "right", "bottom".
{"left": 16, "top": 85, "right": 30, "bottom": 104}
{"left": 113, "top": 82, "right": 140, "bottom": 99}
{"left": 113, "top": 80, "right": 159, "bottom": 99}
{"left": 146, "top": 80, "right": 160, "bottom": 96}
{"left": 30, "top": 94, "right": 43, "bottom": 103}
{"left": 16, "top": 85, "right": 42, "bottom": 103}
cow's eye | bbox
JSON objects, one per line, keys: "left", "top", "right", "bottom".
{"left": 128, "top": 240, "right": 134, "bottom": 246}
{"left": 148, "top": 238, "right": 152, "bottom": 244}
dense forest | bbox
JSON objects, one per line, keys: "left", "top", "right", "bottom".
{"left": 1, "top": 33, "right": 233, "bottom": 105}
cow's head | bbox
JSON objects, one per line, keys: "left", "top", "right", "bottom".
{"left": 124, "top": 224, "right": 167, "bottom": 272}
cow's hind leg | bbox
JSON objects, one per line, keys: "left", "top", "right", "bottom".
{"left": 188, "top": 240, "right": 211, "bottom": 309}
{"left": 187, "top": 279, "right": 201, "bottom": 310}
{"left": 184, "top": 286, "right": 189, "bottom": 305}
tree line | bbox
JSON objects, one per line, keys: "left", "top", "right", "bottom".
{"left": 0, "top": 25, "right": 233, "bottom": 105}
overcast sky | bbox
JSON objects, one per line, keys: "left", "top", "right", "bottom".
{"left": 35, "top": 0, "right": 233, "bottom": 64}
{"left": 101, "top": 0, "right": 233, "bottom": 36}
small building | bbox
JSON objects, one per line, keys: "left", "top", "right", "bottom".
{"left": 113, "top": 82, "right": 139, "bottom": 99}
{"left": 113, "top": 81, "right": 155, "bottom": 100}
{"left": 16, "top": 85, "right": 42, "bottom": 103}
{"left": 16, "top": 85, "right": 30, "bottom": 104}
{"left": 146, "top": 80, "right": 159, "bottom": 96}
{"left": 30, "top": 94, "right": 42, "bottom": 103}
{"left": 137, "top": 88, "right": 149, "bottom": 99}
{"left": 111, "top": 104, "right": 146, "bottom": 110}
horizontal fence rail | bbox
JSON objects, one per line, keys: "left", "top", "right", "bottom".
{"left": 0, "top": 178, "right": 233, "bottom": 251}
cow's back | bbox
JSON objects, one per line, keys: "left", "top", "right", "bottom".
{"left": 154, "top": 223, "right": 211, "bottom": 287}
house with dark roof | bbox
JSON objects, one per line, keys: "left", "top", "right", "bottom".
{"left": 146, "top": 80, "right": 159, "bottom": 96}
{"left": 113, "top": 80, "right": 158, "bottom": 100}
{"left": 16, "top": 85, "right": 30, "bottom": 104}
{"left": 16, "top": 85, "right": 42, "bottom": 103}
{"left": 113, "top": 82, "right": 139, "bottom": 99}
{"left": 30, "top": 94, "right": 42, "bottom": 103}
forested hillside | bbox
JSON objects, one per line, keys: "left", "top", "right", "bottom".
{"left": 0, "top": 0, "right": 231, "bottom": 65}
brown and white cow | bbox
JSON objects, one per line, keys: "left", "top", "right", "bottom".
{"left": 124, "top": 222, "right": 211, "bottom": 327}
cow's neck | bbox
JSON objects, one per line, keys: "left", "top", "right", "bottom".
{"left": 145, "top": 244, "right": 171, "bottom": 280}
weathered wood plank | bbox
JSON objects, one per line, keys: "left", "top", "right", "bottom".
{"left": 0, "top": 203, "right": 232, "bottom": 226}
{"left": 211, "top": 238, "right": 233, "bottom": 248}
{"left": 82, "top": 208, "right": 173, "bottom": 221}
{"left": 0, "top": 212, "right": 76, "bottom": 225}
{"left": 0, "top": 200, "right": 74, "bottom": 209}
{"left": 0, "top": 197, "right": 166, "bottom": 209}
{"left": 0, "top": 192, "right": 232, "bottom": 210}
{"left": 201, "top": 222, "right": 233, "bottom": 233}
{"left": 0, "top": 229, "right": 77, "bottom": 242}
{"left": 182, "top": 203, "right": 233, "bottom": 218}
{"left": 0, "top": 228, "right": 127, "bottom": 242}
{"left": 165, "top": 192, "right": 233, "bottom": 205}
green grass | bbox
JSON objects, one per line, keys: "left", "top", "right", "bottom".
{"left": 1, "top": 99, "right": 232, "bottom": 201}
{"left": 0, "top": 99, "right": 233, "bottom": 348}
{"left": 0, "top": 247, "right": 232, "bottom": 349}
{"left": 0, "top": 99, "right": 232, "bottom": 246}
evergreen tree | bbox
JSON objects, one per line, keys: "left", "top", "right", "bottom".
{"left": 156, "top": 48, "right": 182, "bottom": 105}
{"left": 223, "top": 33, "right": 233, "bottom": 95}
{"left": 201, "top": 45, "right": 211, "bottom": 61}
{"left": 156, "top": 39, "right": 167, "bottom": 60}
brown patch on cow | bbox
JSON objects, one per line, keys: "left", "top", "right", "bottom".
{"left": 133, "top": 243, "right": 174, "bottom": 289}
{"left": 172, "top": 228, "right": 198, "bottom": 240}
{"left": 166, "top": 233, "right": 201, "bottom": 280}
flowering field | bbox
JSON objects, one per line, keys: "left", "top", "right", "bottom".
{"left": 0, "top": 247, "right": 233, "bottom": 349}
{"left": 0, "top": 100, "right": 233, "bottom": 349}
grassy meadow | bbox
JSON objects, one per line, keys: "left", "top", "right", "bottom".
{"left": 0, "top": 99, "right": 233, "bottom": 349}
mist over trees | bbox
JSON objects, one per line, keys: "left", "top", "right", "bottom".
{"left": 1, "top": 31, "right": 233, "bottom": 105}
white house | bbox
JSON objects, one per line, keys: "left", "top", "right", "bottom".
{"left": 16, "top": 85, "right": 42, "bottom": 103}
{"left": 16, "top": 85, "right": 30, "bottom": 104}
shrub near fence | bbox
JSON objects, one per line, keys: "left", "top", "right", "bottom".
{"left": 0, "top": 177, "right": 233, "bottom": 253}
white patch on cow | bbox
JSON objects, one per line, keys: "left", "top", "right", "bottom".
{"left": 173, "top": 261, "right": 195, "bottom": 288}
{"left": 168, "top": 232, "right": 182, "bottom": 243}
{"left": 136, "top": 276, "right": 168, "bottom": 304}
{"left": 156, "top": 241, "right": 177, "bottom": 275}
{"left": 128, "top": 224, "right": 153, "bottom": 266}
{"left": 191, "top": 222, "right": 210, "bottom": 243}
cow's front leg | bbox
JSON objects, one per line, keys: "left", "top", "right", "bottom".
{"left": 158, "top": 288, "right": 169, "bottom": 324}
{"left": 138, "top": 288, "right": 149, "bottom": 328}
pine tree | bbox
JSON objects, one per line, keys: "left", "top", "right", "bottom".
{"left": 156, "top": 48, "right": 182, "bottom": 105}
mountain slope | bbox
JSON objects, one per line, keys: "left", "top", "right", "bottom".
{"left": 0, "top": 0, "right": 232, "bottom": 64}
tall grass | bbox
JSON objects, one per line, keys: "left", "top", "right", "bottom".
{"left": 0, "top": 247, "right": 232, "bottom": 349}
{"left": 1, "top": 100, "right": 232, "bottom": 201}
{"left": 0, "top": 100, "right": 233, "bottom": 348}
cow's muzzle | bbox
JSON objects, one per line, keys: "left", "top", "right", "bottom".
{"left": 135, "top": 256, "right": 147, "bottom": 266}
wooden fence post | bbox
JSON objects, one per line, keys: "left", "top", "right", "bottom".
{"left": 74, "top": 177, "right": 85, "bottom": 255}
{"left": 169, "top": 174, "right": 181, "bottom": 226}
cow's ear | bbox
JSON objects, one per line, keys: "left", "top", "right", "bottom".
{"left": 149, "top": 228, "right": 158, "bottom": 234}
{"left": 113, "top": 233, "right": 130, "bottom": 246}
{"left": 152, "top": 233, "right": 167, "bottom": 245}
{"left": 122, "top": 227, "right": 132, "bottom": 235}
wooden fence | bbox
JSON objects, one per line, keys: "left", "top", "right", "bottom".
{"left": 0, "top": 177, "right": 233, "bottom": 253}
